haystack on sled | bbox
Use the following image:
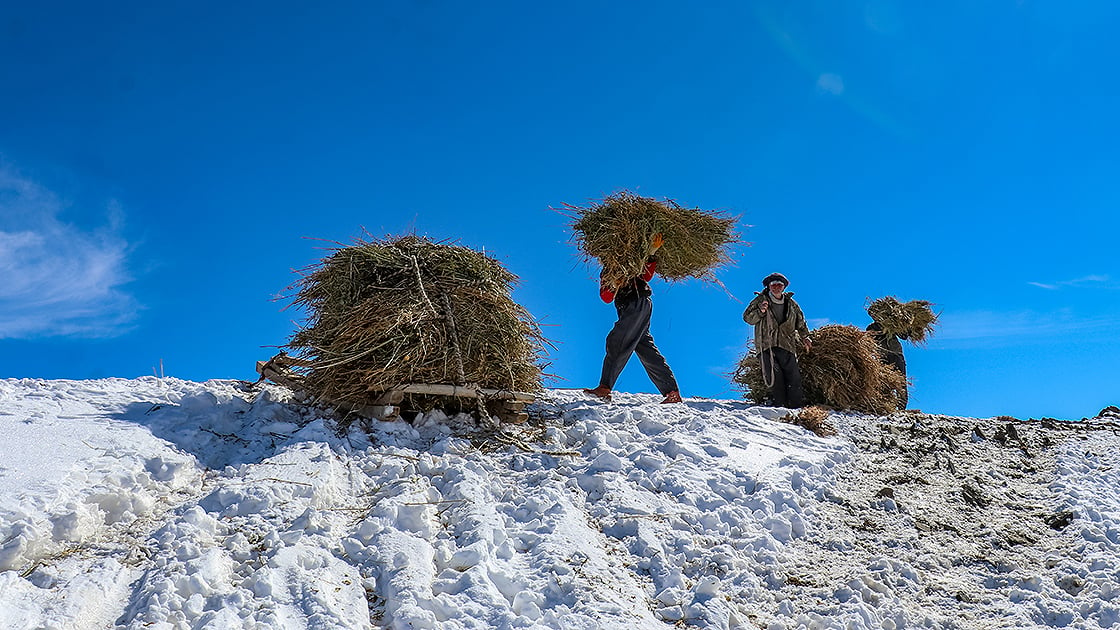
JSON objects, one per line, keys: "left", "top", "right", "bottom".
{"left": 259, "top": 235, "right": 547, "bottom": 424}
{"left": 565, "top": 191, "right": 741, "bottom": 289}
{"left": 867, "top": 296, "right": 939, "bottom": 344}
{"left": 733, "top": 325, "right": 908, "bottom": 414}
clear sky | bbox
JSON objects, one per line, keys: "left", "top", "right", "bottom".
{"left": 1, "top": 1, "right": 1117, "bottom": 420}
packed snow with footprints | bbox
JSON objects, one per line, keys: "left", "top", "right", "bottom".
{"left": 1, "top": 377, "right": 1118, "bottom": 629}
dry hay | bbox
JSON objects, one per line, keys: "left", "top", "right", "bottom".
{"left": 732, "top": 326, "right": 907, "bottom": 414}
{"left": 781, "top": 405, "right": 837, "bottom": 437}
{"left": 284, "top": 234, "right": 547, "bottom": 411}
{"left": 867, "top": 296, "right": 939, "bottom": 344}
{"left": 564, "top": 191, "right": 741, "bottom": 290}
{"left": 731, "top": 344, "right": 768, "bottom": 405}
{"left": 801, "top": 325, "right": 908, "bottom": 414}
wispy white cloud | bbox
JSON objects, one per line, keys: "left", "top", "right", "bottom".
{"left": 816, "top": 73, "right": 845, "bottom": 96}
{"left": 1029, "top": 275, "right": 1112, "bottom": 291}
{"left": 0, "top": 166, "right": 138, "bottom": 339}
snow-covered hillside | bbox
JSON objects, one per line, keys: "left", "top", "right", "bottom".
{"left": 1, "top": 378, "right": 1118, "bottom": 629}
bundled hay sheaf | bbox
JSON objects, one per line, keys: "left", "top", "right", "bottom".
{"left": 731, "top": 344, "right": 768, "bottom": 405}
{"left": 867, "top": 296, "right": 939, "bottom": 344}
{"left": 285, "top": 235, "right": 547, "bottom": 409}
{"left": 800, "top": 325, "right": 908, "bottom": 414}
{"left": 566, "top": 191, "right": 740, "bottom": 290}
{"left": 732, "top": 326, "right": 907, "bottom": 414}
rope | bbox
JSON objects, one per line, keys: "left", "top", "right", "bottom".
{"left": 475, "top": 391, "right": 498, "bottom": 430}
{"left": 762, "top": 347, "right": 778, "bottom": 389}
{"left": 758, "top": 296, "right": 780, "bottom": 389}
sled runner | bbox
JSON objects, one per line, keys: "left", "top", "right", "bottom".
{"left": 255, "top": 352, "right": 535, "bottom": 423}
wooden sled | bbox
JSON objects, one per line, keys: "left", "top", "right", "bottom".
{"left": 255, "top": 353, "right": 535, "bottom": 424}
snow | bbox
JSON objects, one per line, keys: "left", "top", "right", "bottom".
{"left": 1, "top": 377, "right": 1118, "bottom": 629}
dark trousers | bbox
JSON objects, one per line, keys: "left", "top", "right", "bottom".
{"left": 884, "top": 353, "right": 908, "bottom": 408}
{"left": 599, "top": 296, "right": 678, "bottom": 395}
{"left": 760, "top": 346, "right": 804, "bottom": 408}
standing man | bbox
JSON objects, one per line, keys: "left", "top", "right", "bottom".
{"left": 743, "top": 272, "right": 812, "bottom": 408}
{"left": 867, "top": 320, "right": 908, "bottom": 408}
{"left": 584, "top": 233, "right": 682, "bottom": 404}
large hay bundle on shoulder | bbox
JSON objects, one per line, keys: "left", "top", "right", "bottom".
{"left": 285, "top": 235, "right": 546, "bottom": 410}
{"left": 566, "top": 191, "right": 740, "bottom": 289}
{"left": 732, "top": 325, "right": 907, "bottom": 414}
{"left": 867, "top": 296, "right": 939, "bottom": 344}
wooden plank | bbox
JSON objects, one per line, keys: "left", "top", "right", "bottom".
{"left": 256, "top": 355, "right": 402, "bottom": 422}
{"left": 256, "top": 356, "right": 535, "bottom": 423}
{"left": 368, "top": 382, "right": 535, "bottom": 403}
{"left": 274, "top": 355, "right": 314, "bottom": 368}
{"left": 480, "top": 388, "right": 536, "bottom": 403}
{"left": 397, "top": 383, "right": 480, "bottom": 398}
{"left": 257, "top": 363, "right": 305, "bottom": 392}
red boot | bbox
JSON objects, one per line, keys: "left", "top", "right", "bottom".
{"left": 582, "top": 386, "right": 612, "bottom": 402}
{"left": 660, "top": 391, "right": 682, "bottom": 404}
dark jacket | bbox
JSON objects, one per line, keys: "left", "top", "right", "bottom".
{"left": 867, "top": 322, "right": 906, "bottom": 375}
{"left": 743, "top": 291, "right": 810, "bottom": 355}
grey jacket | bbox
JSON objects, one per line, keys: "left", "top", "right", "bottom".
{"left": 743, "top": 291, "right": 811, "bottom": 355}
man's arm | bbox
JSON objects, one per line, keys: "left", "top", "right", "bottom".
{"left": 743, "top": 294, "right": 765, "bottom": 324}
{"left": 795, "top": 302, "right": 812, "bottom": 350}
{"left": 641, "top": 233, "right": 662, "bottom": 282}
{"left": 796, "top": 308, "right": 810, "bottom": 338}
{"left": 597, "top": 268, "right": 616, "bottom": 303}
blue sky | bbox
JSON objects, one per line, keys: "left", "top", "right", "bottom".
{"left": 1, "top": 1, "right": 1117, "bottom": 420}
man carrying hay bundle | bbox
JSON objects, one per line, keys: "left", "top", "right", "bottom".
{"left": 865, "top": 296, "right": 939, "bottom": 409}
{"left": 583, "top": 233, "right": 682, "bottom": 404}
{"left": 866, "top": 321, "right": 908, "bottom": 407}
{"left": 567, "top": 190, "right": 739, "bottom": 404}
{"left": 743, "top": 272, "right": 812, "bottom": 408}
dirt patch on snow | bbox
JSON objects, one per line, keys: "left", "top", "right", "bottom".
{"left": 783, "top": 412, "right": 1120, "bottom": 627}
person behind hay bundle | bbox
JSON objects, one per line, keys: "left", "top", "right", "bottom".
{"left": 743, "top": 272, "right": 812, "bottom": 408}
{"left": 866, "top": 320, "right": 908, "bottom": 408}
{"left": 583, "top": 233, "right": 682, "bottom": 404}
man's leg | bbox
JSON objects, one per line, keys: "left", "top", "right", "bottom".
{"left": 633, "top": 329, "right": 679, "bottom": 396}
{"left": 888, "top": 354, "right": 908, "bottom": 408}
{"left": 775, "top": 348, "right": 805, "bottom": 408}
{"left": 597, "top": 298, "right": 652, "bottom": 390}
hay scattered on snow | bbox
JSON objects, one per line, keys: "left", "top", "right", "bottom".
{"left": 564, "top": 191, "right": 741, "bottom": 290}
{"left": 867, "top": 296, "right": 939, "bottom": 344}
{"left": 284, "top": 235, "right": 547, "bottom": 410}
{"left": 732, "top": 325, "right": 907, "bottom": 414}
{"left": 781, "top": 405, "right": 837, "bottom": 437}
